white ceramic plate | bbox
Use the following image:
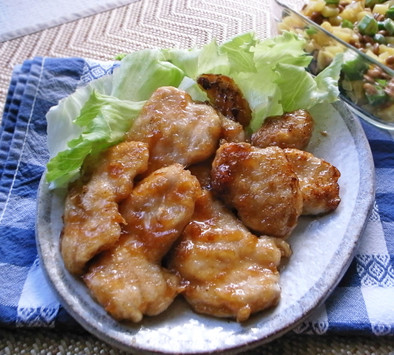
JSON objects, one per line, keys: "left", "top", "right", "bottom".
{"left": 36, "top": 101, "right": 375, "bottom": 354}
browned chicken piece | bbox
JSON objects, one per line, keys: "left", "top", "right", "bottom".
{"left": 169, "top": 191, "right": 291, "bottom": 322}
{"left": 61, "top": 141, "right": 149, "bottom": 275}
{"left": 251, "top": 109, "right": 314, "bottom": 150}
{"left": 83, "top": 235, "right": 182, "bottom": 322}
{"left": 120, "top": 163, "right": 202, "bottom": 261}
{"left": 127, "top": 86, "right": 222, "bottom": 174}
{"left": 197, "top": 74, "right": 252, "bottom": 127}
{"left": 211, "top": 143, "right": 303, "bottom": 238}
{"left": 84, "top": 164, "right": 202, "bottom": 322}
{"left": 220, "top": 113, "right": 247, "bottom": 143}
{"left": 188, "top": 158, "right": 213, "bottom": 190}
{"left": 284, "top": 148, "right": 341, "bottom": 215}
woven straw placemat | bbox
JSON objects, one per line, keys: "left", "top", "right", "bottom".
{"left": 0, "top": 0, "right": 393, "bottom": 353}
{"left": 0, "top": 0, "right": 273, "bottom": 115}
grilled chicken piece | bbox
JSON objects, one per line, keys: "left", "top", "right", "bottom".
{"left": 197, "top": 74, "right": 252, "bottom": 127}
{"left": 284, "top": 148, "right": 341, "bottom": 215}
{"left": 188, "top": 158, "right": 214, "bottom": 190}
{"left": 83, "top": 236, "right": 181, "bottom": 322}
{"left": 127, "top": 86, "right": 221, "bottom": 175}
{"left": 251, "top": 109, "right": 314, "bottom": 150}
{"left": 84, "top": 164, "right": 202, "bottom": 322}
{"left": 169, "top": 191, "right": 291, "bottom": 322}
{"left": 211, "top": 143, "right": 303, "bottom": 238}
{"left": 61, "top": 141, "right": 149, "bottom": 275}
{"left": 219, "top": 113, "right": 247, "bottom": 143}
{"left": 120, "top": 164, "right": 202, "bottom": 261}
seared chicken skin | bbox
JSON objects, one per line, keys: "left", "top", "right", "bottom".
{"left": 169, "top": 191, "right": 291, "bottom": 322}
{"left": 211, "top": 143, "right": 303, "bottom": 238}
{"left": 284, "top": 148, "right": 341, "bottom": 215}
{"left": 84, "top": 164, "right": 202, "bottom": 322}
{"left": 127, "top": 86, "right": 222, "bottom": 174}
{"left": 197, "top": 74, "right": 252, "bottom": 127}
{"left": 61, "top": 141, "right": 149, "bottom": 275}
{"left": 251, "top": 109, "right": 314, "bottom": 150}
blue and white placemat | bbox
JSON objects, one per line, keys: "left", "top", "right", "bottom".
{"left": 0, "top": 57, "right": 393, "bottom": 334}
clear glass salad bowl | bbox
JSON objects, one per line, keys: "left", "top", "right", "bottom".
{"left": 271, "top": 0, "right": 394, "bottom": 131}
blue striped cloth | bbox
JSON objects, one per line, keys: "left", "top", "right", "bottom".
{"left": 0, "top": 57, "right": 393, "bottom": 334}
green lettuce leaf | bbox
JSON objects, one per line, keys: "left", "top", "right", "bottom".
{"left": 253, "top": 31, "right": 312, "bottom": 68}
{"left": 46, "top": 74, "right": 114, "bottom": 159}
{"left": 276, "top": 53, "right": 343, "bottom": 112}
{"left": 111, "top": 49, "right": 185, "bottom": 100}
{"left": 240, "top": 33, "right": 342, "bottom": 131}
{"left": 220, "top": 32, "right": 258, "bottom": 74}
{"left": 233, "top": 70, "right": 283, "bottom": 132}
{"left": 46, "top": 91, "right": 144, "bottom": 188}
{"left": 46, "top": 32, "right": 343, "bottom": 189}
{"left": 163, "top": 39, "right": 230, "bottom": 78}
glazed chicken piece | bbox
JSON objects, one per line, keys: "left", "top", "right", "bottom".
{"left": 188, "top": 158, "right": 213, "bottom": 190}
{"left": 83, "top": 236, "right": 181, "bottom": 322}
{"left": 220, "top": 113, "right": 246, "bottom": 143}
{"left": 169, "top": 191, "right": 291, "bottom": 322}
{"left": 251, "top": 109, "right": 314, "bottom": 150}
{"left": 61, "top": 141, "right": 149, "bottom": 275}
{"left": 197, "top": 74, "right": 252, "bottom": 127}
{"left": 127, "top": 86, "right": 222, "bottom": 174}
{"left": 120, "top": 164, "right": 202, "bottom": 261}
{"left": 211, "top": 143, "right": 303, "bottom": 238}
{"left": 83, "top": 164, "right": 202, "bottom": 322}
{"left": 284, "top": 148, "right": 341, "bottom": 215}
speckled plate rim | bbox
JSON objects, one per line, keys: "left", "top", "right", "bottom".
{"left": 36, "top": 101, "right": 375, "bottom": 354}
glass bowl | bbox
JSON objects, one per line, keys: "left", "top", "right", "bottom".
{"left": 271, "top": 0, "right": 394, "bottom": 131}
